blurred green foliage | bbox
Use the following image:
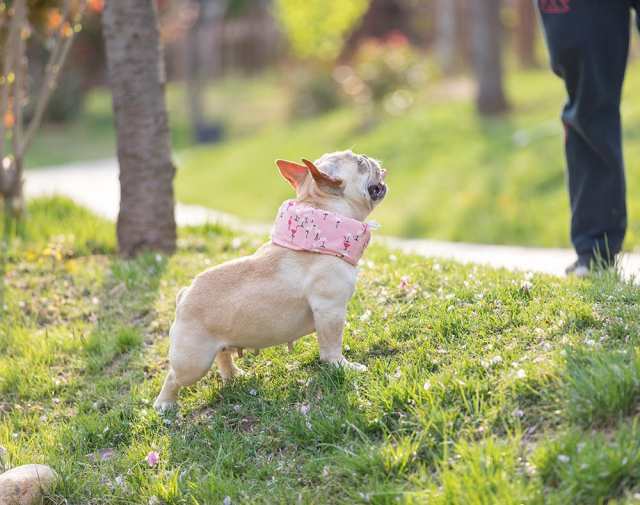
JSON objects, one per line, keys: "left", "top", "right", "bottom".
{"left": 337, "top": 31, "right": 428, "bottom": 114}
{"left": 25, "top": 74, "right": 289, "bottom": 167}
{"left": 288, "top": 66, "right": 343, "bottom": 117}
{"left": 225, "top": 0, "right": 256, "bottom": 18}
{"left": 288, "top": 32, "right": 429, "bottom": 119}
{"left": 274, "top": 0, "right": 370, "bottom": 61}
{"left": 0, "top": 0, "right": 81, "bottom": 38}
{"left": 176, "top": 67, "right": 640, "bottom": 250}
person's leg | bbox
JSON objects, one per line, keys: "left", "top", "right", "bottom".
{"left": 538, "top": 0, "right": 629, "bottom": 266}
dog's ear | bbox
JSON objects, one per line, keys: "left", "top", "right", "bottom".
{"left": 276, "top": 159, "right": 308, "bottom": 190}
{"left": 302, "top": 158, "right": 343, "bottom": 189}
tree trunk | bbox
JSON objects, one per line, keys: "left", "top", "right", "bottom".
{"left": 455, "top": 0, "right": 473, "bottom": 69}
{"left": 515, "top": 0, "right": 538, "bottom": 68}
{"left": 102, "top": 0, "right": 176, "bottom": 257}
{"left": 471, "top": 0, "right": 509, "bottom": 116}
{"left": 435, "top": 0, "right": 457, "bottom": 75}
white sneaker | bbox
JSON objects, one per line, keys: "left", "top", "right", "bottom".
{"left": 565, "top": 259, "right": 590, "bottom": 278}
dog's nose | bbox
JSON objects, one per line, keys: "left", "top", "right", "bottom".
{"left": 368, "top": 183, "right": 387, "bottom": 201}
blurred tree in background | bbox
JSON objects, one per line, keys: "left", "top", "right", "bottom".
{"left": 274, "top": 0, "right": 369, "bottom": 62}
{"left": 274, "top": 0, "right": 370, "bottom": 117}
{"left": 0, "top": 0, "right": 87, "bottom": 311}
{"left": 161, "top": 0, "right": 282, "bottom": 141}
{"left": 515, "top": 0, "right": 538, "bottom": 68}
{"left": 0, "top": 0, "right": 549, "bottom": 266}
{"left": 0, "top": 0, "right": 86, "bottom": 221}
{"left": 471, "top": 0, "right": 509, "bottom": 115}
{"left": 344, "top": 0, "right": 428, "bottom": 55}
{"left": 435, "top": 0, "right": 457, "bottom": 75}
{"left": 11, "top": 0, "right": 544, "bottom": 131}
{"left": 182, "top": 0, "right": 226, "bottom": 142}
{"left": 333, "top": 31, "right": 427, "bottom": 124}
{"left": 0, "top": 0, "right": 550, "bottom": 265}
{"left": 274, "top": 0, "right": 517, "bottom": 118}
{"left": 42, "top": 0, "right": 104, "bottom": 121}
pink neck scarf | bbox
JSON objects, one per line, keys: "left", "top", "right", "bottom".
{"left": 271, "top": 200, "right": 372, "bottom": 266}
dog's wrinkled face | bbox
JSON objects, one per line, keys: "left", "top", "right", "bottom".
{"left": 315, "top": 150, "right": 387, "bottom": 209}
{"left": 276, "top": 150, "right": 387, "bottom": 215}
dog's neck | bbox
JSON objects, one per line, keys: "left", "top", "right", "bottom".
{"left": 297, "top": 177, "right": 370, "bottom": 222}
{"left": 298, "top": 195, "right": 369, "bottom": 222}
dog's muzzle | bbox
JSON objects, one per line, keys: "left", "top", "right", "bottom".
{"left": 368, "top": 183, "right": 387, "bottom": 201}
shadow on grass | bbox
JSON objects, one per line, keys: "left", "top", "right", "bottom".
{"left": 82, "top": 253, "right": 167, "bottom": 373}
{"left": 45, "top": 253, "right": 169, "bottom": 501}
{"left": 0, "top": 199, "right": 24, "bottom": 322}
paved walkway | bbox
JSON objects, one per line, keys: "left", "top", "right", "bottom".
{"left": 25, "top": 159, "right": 640, "bottom": 279}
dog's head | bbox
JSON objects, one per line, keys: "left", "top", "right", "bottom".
{"left": 276, "top": 150, "right": 387, "bottom": 219}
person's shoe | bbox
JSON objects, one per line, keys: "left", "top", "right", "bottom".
{"left": 565, "top": 254, "right": 616, "bottom": 278}
{"left": 565, "top": 256, "right": 591, "bottom": 278}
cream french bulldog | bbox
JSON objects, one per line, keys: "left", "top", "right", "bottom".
{"left": 154, "top": 150, "right": 387, "bottom": 411}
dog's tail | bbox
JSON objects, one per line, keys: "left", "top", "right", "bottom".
{"left": 176, "top": 287, "right": 188, "bottom": 306}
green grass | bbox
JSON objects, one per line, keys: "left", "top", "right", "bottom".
{"left": 25, "top": 73, "right": 288, "bottom": 168}
{"left": 562, "top": 349, "right": 640, "bottom": 427}
{"left": 533, "top": 423, "right": 640, "bottom": 505}
{"left": 27, "top": 63, "right": 640, "bottom": 250}
{"left": 174, "top": 66, "right": 640, "bottom": 251}
{"left": 3, "top": 197, "right": 640, "bottom": 503}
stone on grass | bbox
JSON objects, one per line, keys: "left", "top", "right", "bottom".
{"left": 0, "top": 464, "right": 57, "bottom": 505}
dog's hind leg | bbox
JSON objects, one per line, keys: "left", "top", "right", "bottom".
{"left": 215, "top": 350, "right": 245, "bottom": 382}
{"left": 154, "top": 322, "right": 221, "bottom": 411}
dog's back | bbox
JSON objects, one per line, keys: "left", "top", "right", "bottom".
{"left": 174, "top": 244, "right": 355, "bottom": 348}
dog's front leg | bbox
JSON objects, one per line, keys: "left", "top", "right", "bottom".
{"left": 311, "top": 299, "right": 367, "bottom": 372}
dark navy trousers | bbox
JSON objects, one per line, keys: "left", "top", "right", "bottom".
{"left": 538, "top": 0, "right": 635, "bottom": 260}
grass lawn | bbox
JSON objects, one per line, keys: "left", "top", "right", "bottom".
{"left": 3, "top": 197, "right": 640, "bottom": 503}
{"left": 25, "top": 73, "right": 288, "bottom": 168}
{"left": 175, "top": 66, "right": 640, "bottom": 251}
{"left": 28, "top": 64, "right": 640, "bottom": 250}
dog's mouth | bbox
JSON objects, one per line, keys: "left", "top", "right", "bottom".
{"left": 368, "top": 182, "right": 387, "bottom": 201}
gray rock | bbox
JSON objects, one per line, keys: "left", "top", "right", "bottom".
{"left": 0, "top": 464, "right": 57, "bottom": 505}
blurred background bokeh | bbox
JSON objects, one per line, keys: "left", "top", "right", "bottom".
{"left": 14, "top": 0, "right": 640, "bottom": 249}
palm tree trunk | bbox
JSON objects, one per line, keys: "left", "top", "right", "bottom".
{"left": 102, "top": 0, "right": 177, "bottom": 257}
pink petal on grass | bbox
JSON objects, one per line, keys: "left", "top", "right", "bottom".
{"left": 399, "top": 275, "right": 411, "bottom": 290}
{"left": 145, "top": 450, "right": 160, "bottom": 467}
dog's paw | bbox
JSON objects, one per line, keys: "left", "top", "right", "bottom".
{"left": 220, "top": 366, "right": 246, "bottom": 383}
{"left": 153, "top": 399, "right": 178, "bottom": 413}
{"left": 343, "top": 360, "right": 367, "bottom": 372}
{"left": 328, "top": 357, "right": 368, "bottom": 372}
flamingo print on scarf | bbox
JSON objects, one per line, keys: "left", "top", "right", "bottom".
{"left": 271, "top": 200, "right": 373, "bottom": 266}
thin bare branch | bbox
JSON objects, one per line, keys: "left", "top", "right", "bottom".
{"left": 54, "top": 0, "right": 72, "bottom": 46}
{"left": 11, "top": 0, "right": 25, "bottom": 167}
{"left": 21, "top": 0, "right": 87, "bottom": 156}
{"left": 0, "top": 0, "right": 22, "bottom": 190}
{"left": 21, "top": 39, "right": 69, "bottom": 156}
{"left": 0, "top": 4, "right": 7, "bottom": 32}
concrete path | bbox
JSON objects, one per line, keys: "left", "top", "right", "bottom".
{"left": 25, "top": 159, "right": 640, "bottom": 279}
{"left": 25, "top": 158, "right": 270, "bottom": 235}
